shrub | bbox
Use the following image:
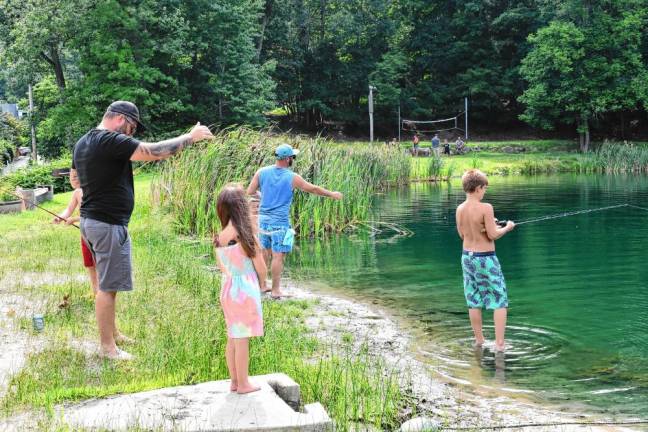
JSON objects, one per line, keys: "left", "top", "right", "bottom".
{"left": 0, "top": 157, "right": 73, "bottom": 197}
{"left": 0, "top": 139, "right": 15, "bottom": 166}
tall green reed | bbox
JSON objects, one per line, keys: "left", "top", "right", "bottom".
{"left": 157, "top": 129, "right": 409, "bottom": 237}
{"left": 577, "top": 143, "right": 648, "bottom": 174}
{"left": 426, "top": 155, "right": 443, "bottom": 180}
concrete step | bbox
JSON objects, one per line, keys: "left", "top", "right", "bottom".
{"left": 57, "top": 373, "right": 333, "bottom": 431}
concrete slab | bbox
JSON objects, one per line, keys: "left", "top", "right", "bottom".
{"left": 58, "top": 373, "right": 333, "bottom": 431}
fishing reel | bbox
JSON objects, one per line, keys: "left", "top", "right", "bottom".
{"left": 494, "top": 218, "right": 508, "bottom": 228}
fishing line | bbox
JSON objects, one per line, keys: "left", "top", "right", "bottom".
{"left": 443, "top": 419, "right": 648, "bottom": 430}
{"left": 0, "top": 187, "right": 80, "bottom": 229}
{"left": 514, "top": 204, "right": 629, "bottom": 226}
{"left": 627, "top": 204, "right": 648, "bottom": 212}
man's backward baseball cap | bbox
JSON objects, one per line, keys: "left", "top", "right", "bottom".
{"left": 106, "top": 101, "right": 147, "bottom": 133}
{"left": 275, "top": 143, "right": 300, "bottom": 160}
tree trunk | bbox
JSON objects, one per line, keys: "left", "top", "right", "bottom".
{"left": 320, "top": 0, "right": 326, "bottom": 40}
{"left": 256, "top": 0, "right": 274, "bottom": 62}
{"left": 40, "top": 45, "right": 66, "bottom": 92}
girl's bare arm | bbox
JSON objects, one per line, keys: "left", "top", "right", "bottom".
{"left": 251, "top": 246, "right": 267, "bottom": 291}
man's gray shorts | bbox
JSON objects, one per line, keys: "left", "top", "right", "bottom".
{"left": 80, "top": 217, "right": 133, "bottom": 292}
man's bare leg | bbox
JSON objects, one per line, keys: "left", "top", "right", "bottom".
{"left": 468, "top": 308, "right": 485, "bottom": 346}
{"left": 91, "top": 271, "right": 132, "bottom": 345}
{"left": 96, "top": 291, "right": 133, "bottom": 357}
{"left": 262, "top": 248, "right": 272, "bottom": 292}
{"left": 96, "top": 291, "right": 118, "bottom": 355}
{"left": 271, "top": 252, "right": 285, "bottom": 297}
{"left": 494, "top": 308, "right": 507, "bottom": 351}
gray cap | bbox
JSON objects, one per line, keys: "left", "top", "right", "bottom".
{"left": 106, "top": 101, "right": 147, "bottom": 133}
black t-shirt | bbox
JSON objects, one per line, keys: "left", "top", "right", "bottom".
{"left": 72, "top": 129, "right": 140, "bottom": 225}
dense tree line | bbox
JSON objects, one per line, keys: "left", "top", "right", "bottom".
{"left": 0, "top": 0, "right": 647, "bottom": 156}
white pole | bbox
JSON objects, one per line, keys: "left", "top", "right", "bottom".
{"left": 28, "top": 84, "right": 37, "bottom": 163}
{"left": 465, "top": 97, "right": 469, "bottom": 140}
{"left": 368, "top": 85, "right": 374, "bottom": 143}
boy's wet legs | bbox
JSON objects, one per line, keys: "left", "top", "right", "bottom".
{"left": 494, "top": 307, "right": 507, "bottom": 351}
{"left": 468, "top": 308, "right": 485, "bottom": 346}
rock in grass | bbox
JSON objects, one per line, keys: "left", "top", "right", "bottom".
{"left": 400, "top": 417, "right": 441, "bottom": 432}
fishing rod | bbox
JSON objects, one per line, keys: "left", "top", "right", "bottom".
{"left": 497, "top": 202, "right": 648, "bottom": 227}
{"left": 0, "top": 187, "right": 80, "bottom": 229}
{"left": 515, "top": 204, "right": 629, "bottom": 226}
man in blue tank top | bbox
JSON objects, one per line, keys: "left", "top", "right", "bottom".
{"left": 247, "top": 144, "right": 343, "bottom": 298}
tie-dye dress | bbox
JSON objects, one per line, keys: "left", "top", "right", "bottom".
{"left": 216, "top": 243, "right": 264, "bottom": 338}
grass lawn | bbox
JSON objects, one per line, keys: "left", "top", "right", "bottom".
{"left": 0, "top": 174, "right": 407, "bottom": 431}
{"left": 340, "top": 138, "right": 648, "bottom": 178}
{"left": 410, "top": 151, "right": 582, "bottom": 179}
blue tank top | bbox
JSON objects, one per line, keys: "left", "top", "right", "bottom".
{"left": 258, "top": 165, "right": 295, "bottom": 226}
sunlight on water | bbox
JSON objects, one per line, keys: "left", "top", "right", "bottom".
{"left": 289, "top": 174, "right": 648, "bottom": 418}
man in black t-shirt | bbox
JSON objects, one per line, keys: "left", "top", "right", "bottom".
{"left": 72, "top": 101, "right": 213, "bottom": 360}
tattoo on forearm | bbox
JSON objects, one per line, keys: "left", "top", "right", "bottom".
{"left": 141, "top": 135, "right": 192, "bottom": 158}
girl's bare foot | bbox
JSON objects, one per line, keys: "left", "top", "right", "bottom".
{"left": 474, "top": 338, "right": 485, "bottom": 347}
{"left": 229, "top": 380, "right": 238, "bottom": 392}
{"left": 236, "top": 382, "right": 261, "bottom": 394}
{"left": 495, "top": 343, "right": 506, "bottom": 352}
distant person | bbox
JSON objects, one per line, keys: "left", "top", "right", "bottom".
{"left": 455, "top": 169, "right": 515, "bottom": 352}
{"left": 412, "top": 134, "right": 420, "bottom": 156}
{"left": 431, "top": 134, "right": 440, "bottom": 157}
{"left": 247, "top": 144, "right": 343, "bottom": 299}
{"left": 213, "top": 184, "right": 266, "bottom": 394}
{"left": 455, "top": 137, "right": 466, "bottom": 154}
{"left": 443, "top": 138, "right": 451, "bottom": 155}
{"left": 71, "top": 100, "right": 214, "bottom": 361}
{"left": 52, "top": 186, "right": 99, "bottom": 297}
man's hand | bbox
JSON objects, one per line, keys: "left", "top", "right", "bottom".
{"left": 505, "top": 220, "right": 515, "bottom": 231}
{"left": 330, "top": 191, "right": 343, "bottom": 200}
{"left": 52, "top": 216, "right": 64, "bottom": 224}
{"left": 189, "top": 122, "right": 214, "bottom": 143}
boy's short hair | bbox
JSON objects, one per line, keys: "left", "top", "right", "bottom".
{"left": 462, "top": 169, "right": 488, "bottom": 193}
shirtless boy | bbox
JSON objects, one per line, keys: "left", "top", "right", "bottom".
{"left": 455, "top": 169, "right": 515, "bottom": 351}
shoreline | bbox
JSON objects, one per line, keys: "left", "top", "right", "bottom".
{"left": 284, "top": 279, "right": 644, "bottom": 431}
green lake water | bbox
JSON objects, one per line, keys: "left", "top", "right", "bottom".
{"left": 289, "top": 174, "right": 648, "bottom": 418}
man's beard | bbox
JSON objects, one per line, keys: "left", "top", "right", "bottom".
{"left": 116, "top": 124, "right": 130, "bottom": 135}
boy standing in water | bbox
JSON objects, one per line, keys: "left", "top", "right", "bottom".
{"left": 456, "top": 169, "right": 514, "bottom": 351}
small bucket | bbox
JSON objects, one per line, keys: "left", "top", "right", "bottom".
{"left": 32, "top": 314, "right": 45, "bottom": 332}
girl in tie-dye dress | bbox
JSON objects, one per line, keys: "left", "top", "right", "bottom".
{"left": 214, "top": 184, "right": 267, "bottom": 394}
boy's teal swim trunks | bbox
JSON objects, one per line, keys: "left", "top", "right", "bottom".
{"left": 461, "top": 250, "right": 508, "bottom": 309}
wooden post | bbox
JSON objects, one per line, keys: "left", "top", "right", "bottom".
{"left": 368, "top": 85, "right": 374, "bottom": 143}
{"left": 464, "top": 97, "right": 469, "bottom": 140}
{"left": 397, "top": 104, "right": 401, "bottom": 142}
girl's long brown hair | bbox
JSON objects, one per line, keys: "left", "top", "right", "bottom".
{"left": 216, "top": 183, "right": 257, "bottom": 258}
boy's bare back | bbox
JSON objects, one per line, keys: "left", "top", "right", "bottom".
{"left": 456, "top": 200, "right": 496, "bottom": 252}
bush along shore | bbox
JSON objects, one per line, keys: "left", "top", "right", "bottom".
{"left": 157, "top": 129, "right": 410, "bottom": 237}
